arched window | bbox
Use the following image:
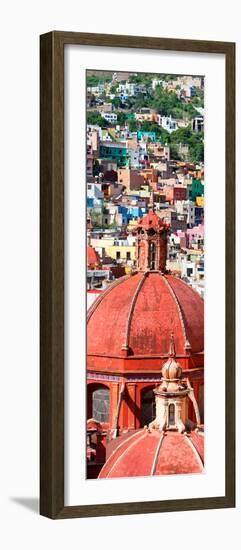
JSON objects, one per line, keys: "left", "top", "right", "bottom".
{"left": 149, "top": 242, "right": 156, "bottom": 270}
{"left": 140, "top": 387, "right": 156, "bottom": 427}
{"left": 168, "top": 403, "right": 175, "bottom": 426}
{"left": 147, "top": 228, "right": 156, "bottom": 237}
{"left": 89, "top": 386, "right": 110, "bottom": 423}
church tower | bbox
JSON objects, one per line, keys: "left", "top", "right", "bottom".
{"left": 135, "top": 209, "right": 169, "bottom": 272}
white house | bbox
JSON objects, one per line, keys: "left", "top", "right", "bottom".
{"left": 101, "top": 112, "right": 118, "bottom": 124}
{"left": 158, "top": 115, "right": 178, "bottom": 133}
{"left": 175, "top": 200, "right": 195, "bottom": 227}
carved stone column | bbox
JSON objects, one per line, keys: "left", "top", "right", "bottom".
{"left": 127, "top": 383, "right": 137, "bottom": 430}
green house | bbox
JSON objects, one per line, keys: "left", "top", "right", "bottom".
{"left": 189, "top": 178, "right": 204, "bottom": 201}
{"left": 100, "top": 143, "right": 129, "bottom": 167}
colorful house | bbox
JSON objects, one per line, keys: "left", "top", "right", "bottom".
{"left": 100, "top": 142, "right": 128, "bottom": 167}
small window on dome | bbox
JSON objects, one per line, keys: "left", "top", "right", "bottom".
{"left": 168, "top": 403, "right": 175, "bottom": 426}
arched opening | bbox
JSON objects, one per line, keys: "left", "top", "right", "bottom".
{"left": 168, "top": 403, "right": 175, "bottom": 426}
{"left": 149, "top": 241, "right": 156, "bottom": 270}
{"left": 147, "top": 228, "right": 156, "bottom": 237}
{"left": 87, "top": 383, "right": 110, "bottom": 424}
{"left": 140, "top": 387, "right": 156, "bottom": 427}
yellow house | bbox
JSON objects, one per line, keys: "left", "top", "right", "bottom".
{"left": 196, "top": 196, "right": 204, "bottom": 207}
{"left": 90, "top": 237, "right": 136, "bottom": 262}
{"left": 108, "top": 244, "right": 136, "bottom": 262}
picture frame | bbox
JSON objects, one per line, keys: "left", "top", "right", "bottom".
{"left": 40, "top": 31, "right": 235, "bottom": 519}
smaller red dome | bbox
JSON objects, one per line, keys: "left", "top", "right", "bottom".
{"left": 98, "top": 429, "right": 204, "bottom": 478}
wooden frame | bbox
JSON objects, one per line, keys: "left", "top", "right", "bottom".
{"left": 40, "top": 31, "right": 235, "bottom": 519}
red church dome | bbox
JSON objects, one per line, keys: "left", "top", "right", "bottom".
{"left": 87, "top": 271, "right": 204, "bottom": 362}
{"left": 98, "top": 428, "right": 204, "bottom": 478}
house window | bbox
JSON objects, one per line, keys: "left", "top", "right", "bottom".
{"left": 126, "top": 252, "right": 131, "bottom": 260}
{"left": 116, "top": 251, "right": 121, "bottom": 260}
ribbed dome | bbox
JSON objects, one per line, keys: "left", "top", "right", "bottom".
{"left": 162, "top": 358, "right": 182, "bottom": 380}
{"left": 98, "top": 429, "right": 204, "bottom": 478}
{"left": 87, "top": 271, "right": 204, "bottom": 361}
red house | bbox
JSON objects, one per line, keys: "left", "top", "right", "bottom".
{"left": 164, "top": 184, "right": 187, "bottom": 205}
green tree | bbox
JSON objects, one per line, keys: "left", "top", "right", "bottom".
{"left": 117, "top": 112, "right": 128, "bottom": 125}
{"left": 89, "top": 209, "right": 102, "bottom": 228}
{"left": 110, "top": 85, "right": 118, "bottom": 94}
{"left": 189, "top": 141, "right": 204, "bottom": 163}
{"left": 169, "top": 143, "right": 180, "bottom": 159}
{"left": 86, "top": 75, "right": 100, "bottom": 87}
{"left": 86, "top": 111, "right": 109, "bottom": 128}
{"left": 128, "top": 118, "right": 139, "bottom": 132}
{"left": 170, "top": 126, "right": 193, "bottom": 143}
{"left": 183, "top": 103, "right": 198, "bottom": 119}
{"left": 112, "top": 97, "right": 123, "bottom": 109}
{"left": 130, "top": 94, "right": 150, "bottom": 110}
{"left": 86, "top": 75, "right": 112, "bottom": 87}
{"left": 140, "top": 121, "right": 159, "bottom": 133}
{"left": 168, "top": 126, "right": 204, "bottom": 163}
{"left": 151, "top": 88, "right": 180, "bottom": 116}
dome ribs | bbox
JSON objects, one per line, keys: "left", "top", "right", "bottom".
{"left": 189, "top": 431, "right": 204, "bottom": 463}
{"left": 99, "top": 430, "right": 205, "bottom": 478}
{"left": 165, "top": 275, "right": 204, "bottom": 354}
{"left": 122, "top": 271, "right": 148, "bottom": 354}
{"left": 154, "top": 432, "right": 203, "bottom": 475}
{"left": 104, "top": 431, "right": 147, "bottom": 478}
{"left": 161, "top": 274, "right": 190, "bottom": 352}
{"left": 184, "top": 434, "right": 204, "bottom": 471}
{"left": 99, "top": 431, "right": 142, "bottom": 478}
{"left": 87, "top": 273, "right": 132, "bottom": 323}
{"left": 150, "top": 431, "right": 165, "bottom": 476}
{"left": 87, "top": 271, "right": 203, "bottom": 361}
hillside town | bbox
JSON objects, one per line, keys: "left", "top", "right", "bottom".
{"left": 87, "top": 70, "right": 205, "bottom": 307}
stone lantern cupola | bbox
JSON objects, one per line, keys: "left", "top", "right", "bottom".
{"left": 149, "top": 334, "right": 194, "bottom": 433}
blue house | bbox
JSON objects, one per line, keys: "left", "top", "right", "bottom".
{"left": 118, "top": 204, "right": 147, "bottom": 224}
